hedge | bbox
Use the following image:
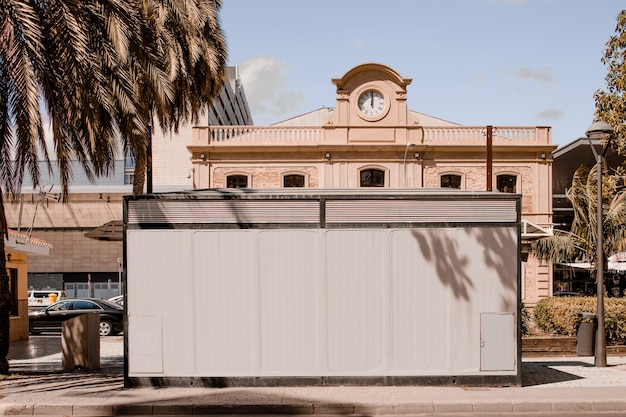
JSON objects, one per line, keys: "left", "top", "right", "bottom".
{"left": 533, "top": 296, "right": 626, "bottom": 344}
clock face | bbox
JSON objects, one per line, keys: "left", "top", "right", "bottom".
{"left": 358, "top": 90, "right": 386, "bottom": 118}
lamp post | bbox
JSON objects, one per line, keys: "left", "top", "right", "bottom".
{"left": 403, "top": 143, "right": 415, "bottom": 187}
{"left": 116, "top": 257, "right": 123, "bottom": 297}
{"left": 585, "top": 119, "right": 614, "bottom": 368}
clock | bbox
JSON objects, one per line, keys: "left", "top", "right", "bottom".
{"left": 358, "top": 89, "right": 386, "bottom": 118}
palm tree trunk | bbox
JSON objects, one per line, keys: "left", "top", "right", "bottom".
{"left": 133, "top": 147, "right": 147, "bottom": 195}
{"left": 0, "top": 190, "right": 10, "bottom": 374}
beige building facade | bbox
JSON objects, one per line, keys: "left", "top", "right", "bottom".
{"left": 189, "top": 63, "right": 556, "bottom": 306}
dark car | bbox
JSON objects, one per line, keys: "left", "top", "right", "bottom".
{"left": 29, "top": 298, "right": 124, "bottom": 336}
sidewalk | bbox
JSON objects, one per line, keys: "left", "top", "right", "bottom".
{"left": 2, "top": 336, "right": 626, "bottom": 415}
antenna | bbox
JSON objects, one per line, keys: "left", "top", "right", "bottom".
{"left": 26, "top": 183, "right": 60, "bottom": 237}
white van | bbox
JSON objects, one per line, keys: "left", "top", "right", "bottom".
{"left": 28, "top": 290, "right": 67, "bottom": 308}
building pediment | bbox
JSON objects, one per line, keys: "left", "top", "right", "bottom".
{"left": 325, "top": 63, "right": 419, "bottom": 131}
{"left": 331, "top": 62, "right": 412, "bottom": 90}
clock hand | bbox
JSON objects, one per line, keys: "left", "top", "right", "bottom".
{"left": 370, "top": 92, "right": 374, "bottom": 106}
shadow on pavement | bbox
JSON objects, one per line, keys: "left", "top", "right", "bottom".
{"left": 3, "top": 336, "right": 598, "bottom": 396}
{"left": 522, "top": 360, "right": 587, "bottom": 386}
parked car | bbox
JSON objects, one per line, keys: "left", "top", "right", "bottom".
{"left": 29, "top": 298, "right": 124, "bottom": 336}
{"left": 552, "top": 291, "right": 580, "bottom": 297}
{"left": 108, "top": 295, "right": 124, "bottom": 307}
{"left": 28, "top": 290, "right": 67, "bottom": 308}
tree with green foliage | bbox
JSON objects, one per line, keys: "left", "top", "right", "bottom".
{"left": 0, "top": 0, "right": 226, "bottom": 374}
{"left": 534, "top": 166, "right": 626, "bottom": 287}
{"left": 595, "top": 9, "right": 626, "bottom": 157}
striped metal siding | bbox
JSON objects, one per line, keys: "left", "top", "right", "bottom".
{"left": 127, "top": 200, "right": 320, "bottom": 225}
{"left": 325, "top": 199, "right": 517, "bottom": 224}
{"left": 128, "top": 196, "right": 517, "bottom": 226}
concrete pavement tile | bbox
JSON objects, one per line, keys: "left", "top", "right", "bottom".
{"left": 432, "top": 402, "right": 474, "bottom": 414}
{"left": 591, "top": 400, "right": 626, "bottom": 412}
{"left": 354, "top": 404, "right": 394, "bottom": 415}
{"left": 233, "top": 404, "right": 317, "bottom": 415}
{"left": 0, "top": 404, "right": 33, "bottom": 415}
{"left": 112, "top": 404, "right": 154, "bottom": 415}
{"left": 191, "top": 404, "right": 233, "bottom": 414}
{"left": 71, "top": 404, "right": 114, "bottom": 416}
{"left": 32, "top": 404, "right": 72, "bottom": 415}
{"left": 511, "top": 400, "right": 553, "bottom": 413}
{"left": 312, "top": 404, "right": 355, "bottom": 414}
{"left": 70, "top": 404, "right": 113, "bottom": 416}
{"left": 552, "top": 401, "right": 593, "bottom": 412}
{"left": 392, "top": 403, "right": 435, "bottom": 414}
{"left": 152, "top": 404, "right": 194, "bottom": 415}
{"left": 472, "top": 401, "right": 513, "bottom": 413}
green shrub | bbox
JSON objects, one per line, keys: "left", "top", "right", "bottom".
{"left": 521, "top": 303, "right": 531, "bottom": 335}
{"left": 533, "top": 296, "right": 626, "bottom": 344}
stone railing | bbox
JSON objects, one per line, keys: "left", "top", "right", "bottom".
{"left": 193, "top": 125, "right": 551, "bottom": 146}
{"left": 423, "top": 126, "right": 547, "bottom": 145}
{"left": 199, "top": 126, "right": 324, "bottom": 145}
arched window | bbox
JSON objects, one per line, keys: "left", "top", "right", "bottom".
{"left": 497, "top": 174, "right": 517, "bottom": 193}
{"left": 226, "top": 175, "right": 248, "bottom": 188}
{"left": 440, "top": 174, "right": 462, "bottom": 189}
{"left": 283, "top": 174, "right": 305, "bottom": 188}
{"left": 360, "top": 168, "right": 385, "bottom": 187}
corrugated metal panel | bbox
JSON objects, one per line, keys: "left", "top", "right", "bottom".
{"left": 127, "top": 226, "right": 519, "bottom": 379}
{"left": 127, "top": 200, "right": 320, "bottom": 224}
{"left": 325, "top": 199, "right": 517, "bottom": 224}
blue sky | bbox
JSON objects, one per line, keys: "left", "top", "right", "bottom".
{"left": 220, "top": 0, "right": 623, "bottom": 148}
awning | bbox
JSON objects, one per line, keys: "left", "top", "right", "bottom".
{"left": 561, "top": 253, "right": 626, "bottom": 273}
{"left": 85, "top": 220, "right": 123, "bottom": 241}
{"left": 5, "top": 229, "right": 52, "bottom": 256}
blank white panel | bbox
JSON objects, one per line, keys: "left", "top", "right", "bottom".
{"left": 128, "top": 315, "right": 163, "bottom": 374}
{"left": 127, "top": 224, "right": 518, "bottom": 378}
{"left": 127, "top": 230, "right": 195, "bottom": 375}
{"left": 259, "top": 230, "right": 320, "bottom": 373}
{"left": 390, "top": 230, "right": 450, "bottom": 372}
{"left": 193, "top": 231, "right": 259, "bottom": 375}
{"left": 447, "top": 228, "right": 517, "bottom": 372}
{"left": 326, "top": 230, "right": 386, "bottom": 373}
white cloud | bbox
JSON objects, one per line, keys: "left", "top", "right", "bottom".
{"left": 537, "top": 107, "right": 564, "bottom": 121}
{"left": 506, "top": 66, "right": 554, "bottom": 83}
{"left": 238, "top": 56, "right": 305, "bottom": 124}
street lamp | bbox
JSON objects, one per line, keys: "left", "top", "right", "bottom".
{"left": 116, "top": 257, "right": 123, "bottom": 297}
{"left": 403, "top": 143, "right": 415, "bottom": 187}
{"left": 585, "top": 119, "right": 614, "bottom": 368}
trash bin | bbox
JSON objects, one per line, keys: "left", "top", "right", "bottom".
{"left": 48, "top": 293, "right": 58, "bottom": 304}
{"left": 576, "top": 312, "right": 597, "bottom": 356}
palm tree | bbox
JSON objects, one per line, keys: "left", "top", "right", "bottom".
{"left": 0, "top": 0, "right": 227, "bottom": 374}
{"left": 535, "top": 165, "right": 626, "bottom": 285}
{"left": 126, "top": 0, "right": 227, "bottom": 195}
{"left": 0, "top": 0, "right": 139, "bottom": 375}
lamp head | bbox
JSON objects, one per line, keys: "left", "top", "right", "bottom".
{"left": 585, "top": 120, "right": 614, "bottom": 139}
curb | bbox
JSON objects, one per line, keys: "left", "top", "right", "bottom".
{"left": 4, "top": 400, "right": 626, "bottom": 416}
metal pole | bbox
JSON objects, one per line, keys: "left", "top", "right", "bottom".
{"left": 595, "top": 153, "right": 607, "bottom": 367}
{"left": 147, "top": 121, "right": 153, "bottom": 194}
{"left": 486, "top": 125, "right": 493, "bottom": 191}
{"left": 403, "top": 143, "right": 415, "bottom": 188}
{"left": 585, "top": 119, "right": 613, "bottom": 368}
{"left": 117, "top": 258, "right": 123, "bottom": 297}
